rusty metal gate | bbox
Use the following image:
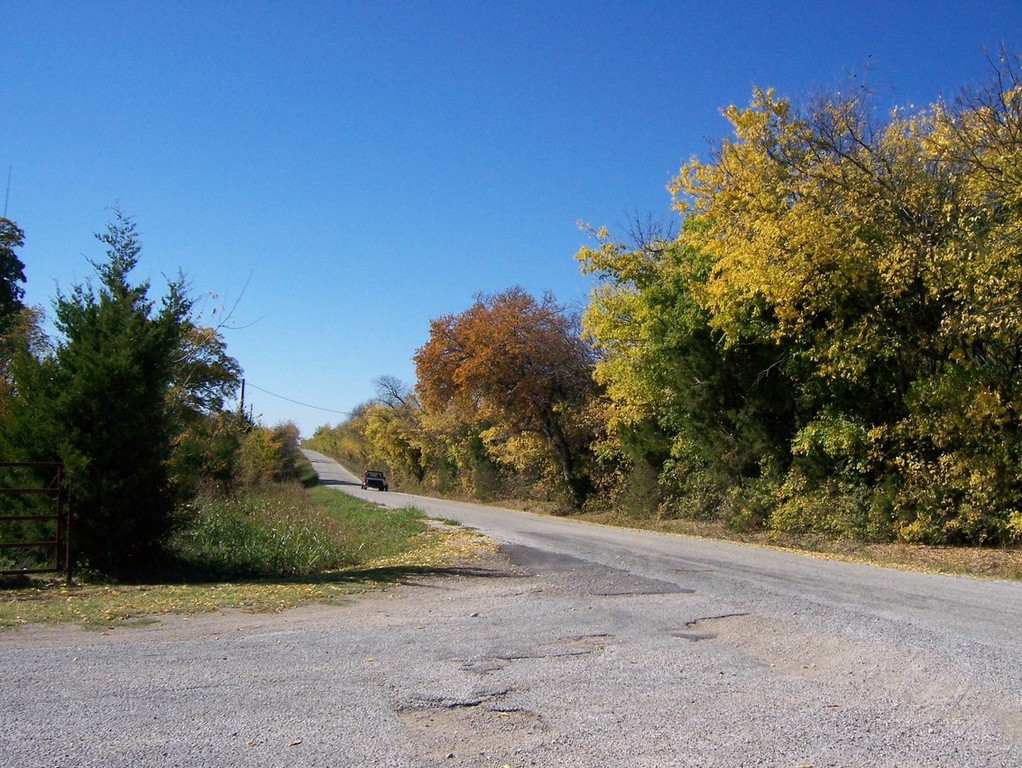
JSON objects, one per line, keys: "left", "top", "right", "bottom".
{"left": 0, "top": 462, "right": 72, "bottom": 583}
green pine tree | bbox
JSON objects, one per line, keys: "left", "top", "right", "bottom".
{"left": 8, "top": 211, "right": 193, "bottom": 574}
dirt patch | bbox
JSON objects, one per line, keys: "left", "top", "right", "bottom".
{"left": 0, "top": 600, "right": 364, "bottom": 648}
{"left": 397, "top": 702, "right": 548, "bottom": 766}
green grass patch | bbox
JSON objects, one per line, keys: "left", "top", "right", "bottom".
{"left": 0, "top": 482, "right": 494, "bottom": 631}
{"left": 306, "top": 485, "right": 433, "bottom": 557}
{"left": 174, "top": 483, "right": 435, "bottom": 579}
{"left": 295, "top": 455, "right": 320, "bottom": 487}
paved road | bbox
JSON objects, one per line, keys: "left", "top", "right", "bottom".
{"left": 318, "top": 451, "right": 1021, "bottom": 647}
{"left": 310, "top": 450, "right": 1022, "bottom": 765}
{"left": 1, "top": 451, "right": 1020, "bottom": 767}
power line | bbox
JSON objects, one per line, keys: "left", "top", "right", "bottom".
{"left": 245, "top": 382, "right": 353, "bottom": 415}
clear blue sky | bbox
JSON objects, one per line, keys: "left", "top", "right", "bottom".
{"left": 2, "top": 1, "right": 1018, "bottom": 436}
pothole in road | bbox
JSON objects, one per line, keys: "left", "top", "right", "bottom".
{"left": 593, "top": 584, "right": 695, "bottom": 597}
{"left": 397, "top": 695, "right": 548, "bottom": 764}
{"left": 669, "top": 613, "right": 749, "bottom": 642}
{"left": 668, "top": 629, "right": 718, "bottom": 642}
{"left": 493, "top": 633, "right": 613, "bottom": 662}
{"left": 404, "top": 687, "right": 512, "bottom": 710}
{"left": 461, "top": 659, "right": 508, "bottom": 675}
{"left": 460, "top": 635, "right": 612, "bottom": 679}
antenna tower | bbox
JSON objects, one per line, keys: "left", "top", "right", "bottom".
{"left": 3, "top": 166, "right": 10, "bottom": 218}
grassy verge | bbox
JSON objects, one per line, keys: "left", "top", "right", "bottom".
{"left": 0, "top": 483, "right": 489, "bottom": 631}
{"left": 576, "top": 510, "right": 1022, "bottom": 581}
{"left": 174, "top": 484, "right": 435, "bottom": 579}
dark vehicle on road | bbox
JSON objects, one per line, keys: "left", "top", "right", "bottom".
{"left": 361, "top": 470, "right": 389, "bottom": 491}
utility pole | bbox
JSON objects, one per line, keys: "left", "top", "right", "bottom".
{"left": 239, "top": 378, "right": 245, "bottom": 418}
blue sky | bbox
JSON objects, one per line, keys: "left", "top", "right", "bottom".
{"left": 2, "top": 1, "right": 1018, "bottom": 436}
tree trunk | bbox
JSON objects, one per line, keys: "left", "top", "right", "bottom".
{"left": 541, "top": 407, "right": 580, "bottom": 509}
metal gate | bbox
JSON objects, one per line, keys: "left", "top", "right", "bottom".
{"left": 0, "top": 462, "right": 72, "bottom": 583}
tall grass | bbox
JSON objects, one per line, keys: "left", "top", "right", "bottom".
{"left": 173, "top": 483, "right": 432, "bottom": 579}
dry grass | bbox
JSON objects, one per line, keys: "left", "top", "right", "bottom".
{"left": 577, "top": 510, "right": 1022, "bottom": 581}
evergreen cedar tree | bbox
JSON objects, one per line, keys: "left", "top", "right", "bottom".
{"left": 2, "top": 212, "right": 199, "bottom": 575}
{"left": 0, "top": 218, "right": 27, "bottom": 336}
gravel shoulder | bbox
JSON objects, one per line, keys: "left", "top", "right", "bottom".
{"left": 3, "top": 540, "right": 1021, "bottom": 767}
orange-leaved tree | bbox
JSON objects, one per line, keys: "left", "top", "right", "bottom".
{"left": 414, "top": 287, "right": 596, "bottom": 508}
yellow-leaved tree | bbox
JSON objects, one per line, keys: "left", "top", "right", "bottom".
{"left": 581, "top": 52, "right": 1022, "bottom": 543}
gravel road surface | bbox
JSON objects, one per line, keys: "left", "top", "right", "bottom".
{"left": 1, "top": 450, "right": 1020, "bottom": 767}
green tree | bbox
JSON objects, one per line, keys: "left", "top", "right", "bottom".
{"left": 239, "top": 422, "right": 301, "bottom": 485}
{"left": 0, "top": 306, "right": 49, "bottom": 415}
{"left": 6, "top": 211, "right": 193, "bottom": 574}
{"left": 170, "top": 323, "right": 243, "bottom": 417}
{"left": 579, "top": 53, "right": 1022, "bottom": 543}
{"left": 0, "top": 219, "right": 32, "bottom": 414}
{"left": 0, "top": 218, "right": 27, "bottom": 337}
{"left": 577, "top": 219, "right": 797, "bottom": 524}
{"left": 166, "top": 323, "right": 244, "bottom": 497}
